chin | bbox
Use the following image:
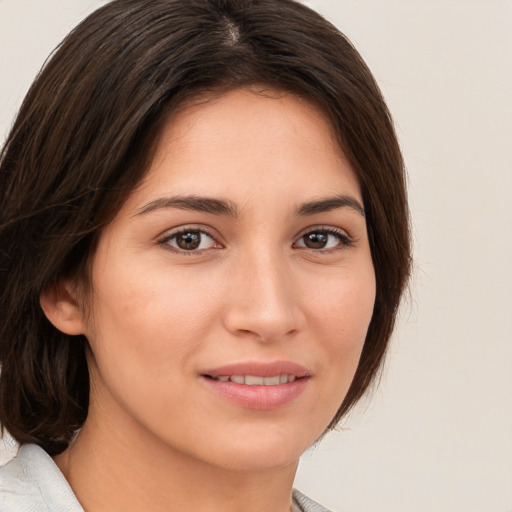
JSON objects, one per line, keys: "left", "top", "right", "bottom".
{"left": 191, "top": 424, "right": 319, "bottom": 473}
{"left": 214, "top": 445, "right": 302, "bottom": 473}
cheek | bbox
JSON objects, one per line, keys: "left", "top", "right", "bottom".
{"left": 307, "top": 263, "right": 376, "bottom": 346}
{"left": 90, "top": 260, "right": 219, "bottom": 339}
{"left": 82, "top": 273, "right": 220, "bottom": 433}
{"left": 84, "top": 262, "right": 225, "bottom": 393}
{"left": 303, "top": 262, "right": 376, "bottom": 408}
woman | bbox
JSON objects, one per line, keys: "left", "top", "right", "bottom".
{"left": 0, "top": 0, "right": 410, "bottom": 510}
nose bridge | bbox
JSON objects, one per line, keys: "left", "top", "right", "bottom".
{"left": 223, "top": 243, "right": 302, "bottom": 341}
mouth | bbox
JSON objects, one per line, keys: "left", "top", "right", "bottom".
{"left": 200, "top": 361, "right": 310, "bottom": 409}
{"left": 204, "top": 374, "right": 299, "bottom": 385}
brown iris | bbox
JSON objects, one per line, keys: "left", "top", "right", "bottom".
{"left": 176, "top": 231, "right": 201, "bottom": 250}
{"left": 302, "top": 232, "right": 328, "bottom": 249}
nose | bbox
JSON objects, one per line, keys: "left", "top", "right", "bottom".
{"left": 222, "top": 250, "right": 305, "bottom": 343}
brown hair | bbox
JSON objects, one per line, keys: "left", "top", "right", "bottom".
{"left": 0, "top": 0, "right": 410, "bottom": 455}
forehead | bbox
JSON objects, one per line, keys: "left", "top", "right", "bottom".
{"left": 123, "top": 88, "right": 361, "bottom": 214}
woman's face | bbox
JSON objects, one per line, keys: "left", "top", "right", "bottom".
{"left": 80, "top": 89, "right": 375, "bottom": 472}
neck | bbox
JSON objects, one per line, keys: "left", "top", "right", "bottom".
{"left": 54, "top": 405, "right": 299, "bottom": 512}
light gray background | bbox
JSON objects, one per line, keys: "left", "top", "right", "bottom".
{"left": 1, "top": 1, "right": 511, "bottom": 511}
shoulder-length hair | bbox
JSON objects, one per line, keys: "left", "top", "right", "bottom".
{"left": 0, "top": 0, "right": 410, "bottom": 455}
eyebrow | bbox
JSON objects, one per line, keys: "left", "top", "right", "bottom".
{"left": 136, "top": 196, "right": 239, "bottom": 217}
{"left": 136, "top": 193, "right": 365, "bottom": 218}
{"left": 295, "top": 195, "right": 365, "bottom": 217}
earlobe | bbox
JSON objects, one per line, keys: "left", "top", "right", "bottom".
{"left": 40, "top": 280, "right": 87, "bottom": 336}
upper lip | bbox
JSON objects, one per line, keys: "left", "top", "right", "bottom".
{"left": 201, "top": 361, "right": 311, "bottom": 378}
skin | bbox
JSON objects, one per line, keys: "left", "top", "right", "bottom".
{"left": 43, "top": 89, "right": 376, "bottom": 512}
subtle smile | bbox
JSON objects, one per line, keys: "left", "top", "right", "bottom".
{"left": 200, "top": 362, "right": 310, "bottom": 409}
{"left": 207, "top": 374, "right": 298, "bottom": 385}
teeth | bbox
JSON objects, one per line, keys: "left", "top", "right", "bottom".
{"left": 245, "top": 375, "right": 264, "bottom": 385}
{"left": 212, "top": 374, "right": 298, "bottom": 385}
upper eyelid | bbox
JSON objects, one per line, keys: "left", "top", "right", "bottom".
{"left": 294, "top": 224, "right": 351, "bottom": 240}
{"left": 157, "top": 224, "right": 220, "bottom": 243}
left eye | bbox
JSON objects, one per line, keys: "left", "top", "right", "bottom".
{"left": 162, "top": 230, "right": 217, "bottom": 251}
{"left": 294, "top": 229, "right": 350, "bottom": 250}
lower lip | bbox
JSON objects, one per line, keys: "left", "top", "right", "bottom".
{"left": 201, "top": 377, "right": 308, "bottom": 410}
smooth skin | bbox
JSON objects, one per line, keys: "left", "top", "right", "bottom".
{"left": 41, "top": 89, "right": 376, "bottom": 512}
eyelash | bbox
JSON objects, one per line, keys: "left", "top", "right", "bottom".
{"left": 294, "top": 227, "right": 354, "bottom": 253}
{"left": 158, "top": 227, "right": 220, "bottom": 255}
{"left": 157, "top": 226, "right": 353, "bottom": 255}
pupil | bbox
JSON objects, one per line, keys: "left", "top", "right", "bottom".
{"left": 177, "top": 232, "right": 200, "bottom": 250}
{"left": 305, "top": 232, "right": 327, "bottom": 249}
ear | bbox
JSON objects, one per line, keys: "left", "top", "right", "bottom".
{"left": 40, "top": 279, "right": 87, "bottom": 336}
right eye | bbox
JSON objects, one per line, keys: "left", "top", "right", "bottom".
{"left": 294, "top": 227, "right": 353, "bottom": 252}
{"left": 160, "top": 228, "right": 219, "bottom": 252}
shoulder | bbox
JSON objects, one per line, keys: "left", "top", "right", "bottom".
{"left": 0, "top": 444, "right": 82, "bottom": 512}
{"left": 293, "top": 488, "right": 334, "bottom": 512}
